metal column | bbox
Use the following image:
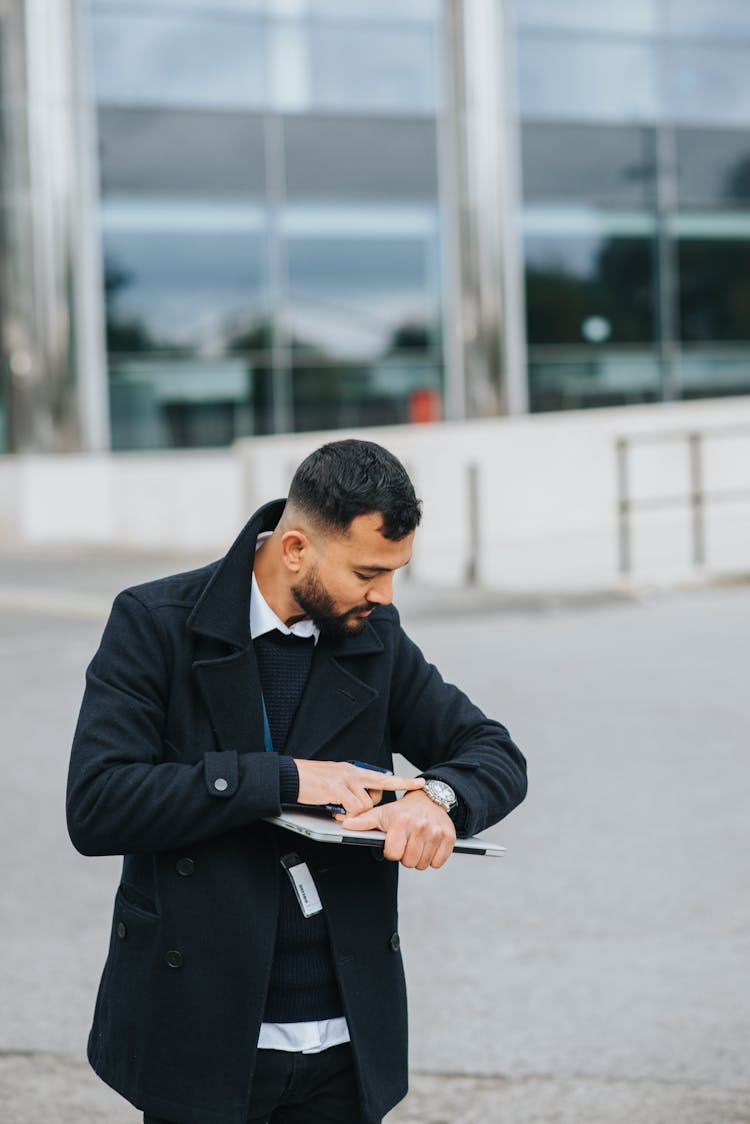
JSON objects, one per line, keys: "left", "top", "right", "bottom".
{"left": 1, "top": 0, "right": 109, "bottom": 451}
{"left": 438, "top": 0, "right": 528, "bottom": 420}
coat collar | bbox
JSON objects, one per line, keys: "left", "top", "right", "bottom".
{"left": 187, "top": 499, "right": 284, "bottom": 648}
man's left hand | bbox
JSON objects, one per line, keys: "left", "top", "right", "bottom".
{"left": 335, "top": 790, "right": 456, "bottom": 869}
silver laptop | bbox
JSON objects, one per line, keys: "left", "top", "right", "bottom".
{"left": 265, "top": 808, "right": 505, "bottom": 857}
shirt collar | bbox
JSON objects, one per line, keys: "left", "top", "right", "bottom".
{"left": 250, "top": 534, "right": 320, "bottom": 645}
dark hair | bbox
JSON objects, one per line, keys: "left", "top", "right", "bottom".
{"left": 288, "top": 439, "right": 422, "bottom": 540}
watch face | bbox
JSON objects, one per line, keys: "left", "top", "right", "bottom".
{"left": 428, "top": 780, "right": 456, "bottom": 807}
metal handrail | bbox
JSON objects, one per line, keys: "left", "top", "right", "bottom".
{"left": 616, "top": 424, "right": 750, "bottom": 575}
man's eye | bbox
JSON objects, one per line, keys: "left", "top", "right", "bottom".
{"left": 354, "top": 572, "right": 373, "bottom": 581}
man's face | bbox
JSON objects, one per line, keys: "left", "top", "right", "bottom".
{"left": 291, "top": 513, "right": 414, "bottom": 639}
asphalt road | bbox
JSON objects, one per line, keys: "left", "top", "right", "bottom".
{"left": 1, "top": 547, "right": 748, "bottom": 1122}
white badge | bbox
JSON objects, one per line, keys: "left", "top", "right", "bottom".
{"left": 281, "top": 852, "right": 323, "bottom": 917}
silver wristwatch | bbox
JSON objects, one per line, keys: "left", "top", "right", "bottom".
{"left": 423, "top": 778, "right": 457, "bottom": 814}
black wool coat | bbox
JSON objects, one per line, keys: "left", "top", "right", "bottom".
{"left": 67, "top": 500, "right": 527, "bottom": 1124}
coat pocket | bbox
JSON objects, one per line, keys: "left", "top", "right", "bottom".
{"left": 119, "top": 882, "right": 159, "bottom": 918}
{"left": 92, "top": 886, "right": 161, "bottom": 1087}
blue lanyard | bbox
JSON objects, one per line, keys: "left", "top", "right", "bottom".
{"left": 261, "top": 695, "right": 274, "bottom": 753}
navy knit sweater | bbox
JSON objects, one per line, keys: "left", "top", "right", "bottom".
{"left": 254, "top": 630, "right": 343, "bottom": 1023}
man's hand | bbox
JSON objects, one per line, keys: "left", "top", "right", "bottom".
{"left": 336, "top": 790, "right": 456, "bottom": 869}
{"left": 294, "top": 760, "right": 425, "bottom": 816}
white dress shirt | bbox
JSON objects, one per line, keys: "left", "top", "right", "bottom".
{"left": 251, "top": 544, "right": 350, "bottom": 1054}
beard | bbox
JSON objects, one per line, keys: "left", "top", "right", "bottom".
{"left": 291, "top": 567, "right": 371, "bottom": 640}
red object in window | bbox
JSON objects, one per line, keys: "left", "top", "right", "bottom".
{"left": 408, "top": 388, "right": 442, "bottom": 423}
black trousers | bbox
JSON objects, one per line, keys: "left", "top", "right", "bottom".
{"left": 143, "top": 1043, "right": 377, "bottom": 1124}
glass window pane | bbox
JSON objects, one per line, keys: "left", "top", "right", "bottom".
{"left": 306, "top": 0, "right": 439, "bottom": 21}
{"left": 676, "top": 128, "right": 750, "bottom": 205}
{"left": 678, "top": 239, "right": 750, "bottom": 342}
{"left": 678, "top": 353, "right": 750, "bottom": 400}
{"left": 91, "top": 12, "right": 267, "bottom": 109}
{"left": 98, "top": 109, "right": 265, "bottom": 198}
{"left": 109, "top": 357, "right": 259, "bottom": 451}
{"left": 528, "top": 354, "right": 661, "bottom": 412}
{"left": 308, "top": 25, "right": 437, "bottom": 114}
{"left": 284, "top": 116, "right": 437, "bottom": 200}
{"left": 291, "top": 356, "right": 442, "bottom": 433}
{"left": 521, "top": 123, "right": 657, "bottom": 205}
{"left": 668, "top": 43, "right": 750, "bottom": 126}
{"left": 93, "top": 1, "right": 265, "bottom": 10}
{"left": 666, "top": 0, "right": 750, "bottom": 39}
{"left": 103, "top": 229, "right": 267, "bottom": 354}
{"left": 518, "top": 35, "right": 659, "bottom": 122}
{"left": 104, "top": 220, "right": 270, "bottom": 449}
{"left": 284, "top": 219, "right": 441, "bottom": 431}
{"left": 286, "top": 233, "right": 439, "bottom": 360}
{"left": 525, "top": 235, "right": 656, "bottom": 344}
{"left": 515, "top": 0, "right": 659, "bottom": 35}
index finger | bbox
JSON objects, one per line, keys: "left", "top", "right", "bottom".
{"left": 354, "top": 770, "right": 425, "bottom": 792}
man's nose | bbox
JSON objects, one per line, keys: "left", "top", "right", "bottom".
{"left": 366, "top": 574, "right": 393, "bottom": 605}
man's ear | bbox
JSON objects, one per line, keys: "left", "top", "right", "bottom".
{"left": 280, "top": 528, "right": 308, "bottom": 574}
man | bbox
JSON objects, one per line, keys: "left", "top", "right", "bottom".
{"left": 67, "top": 438, "right": 527, "bottom": 1124}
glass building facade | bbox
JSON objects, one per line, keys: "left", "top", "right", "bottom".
{"left": 93, "top": 0, "right": 444, "bottom": 449}
{"left": 1, "top": 0, "right": 750, "bottom": 452}
{"left": 517, "top": 0, "right": 750, "bottom": 410}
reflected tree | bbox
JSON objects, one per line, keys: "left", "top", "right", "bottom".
{"left": 104, "top": 257, "right": 156, "bottom": 354}
{"left": 723, "top": 153, "right": 750, "bottom": 203}
{"left": 227, "top": 317, "right": 273, "bottom": 434}
{"left": 386, "top": 320, "right": 432, "bottom": 353}
{"left": 679, "top": 240, "right": 750, "bottom": 341}
{"left": 227, "top": 318, "right": 348, "bottom": 434}
{"left": 526, "top": 237, "right": 655, "bottom": 345}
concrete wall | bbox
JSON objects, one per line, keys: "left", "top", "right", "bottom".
{"left": 8, "top": 450, "right": 243, "bottom": 551}
{"left": 2, "top": 396, "right": 750, "bottom": 592}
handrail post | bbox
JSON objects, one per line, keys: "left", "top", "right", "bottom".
{"left": 466, "top": 462, "right": 480, "bottom": 586}
{"left": 616, "top": 437, "right": 631, "bottom": 576}
{"left": 688, "top": 432, "right": 706, "bottom": 566}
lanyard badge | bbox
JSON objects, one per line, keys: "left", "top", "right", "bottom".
{"left": 280, "top": 852, "right": 323, "bottom": 917}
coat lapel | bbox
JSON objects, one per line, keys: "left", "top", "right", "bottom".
{"left": 193, "top": 649, "right": 265, "bottom": 756}
{"left": 188, "top": 500, "right": 283, "bottom": 755}
{"left": 187, "top": 499, "right": 285, "bottom": 648}
{"left": 284, "top": 627, "right": 384, "bottom": 760}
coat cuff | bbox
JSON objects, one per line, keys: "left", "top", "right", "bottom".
{"left": 278, "top": 756, "right": 300, "bottom": 804}
{"left": 204, "top": 751, "right": 239, "bottom": 797}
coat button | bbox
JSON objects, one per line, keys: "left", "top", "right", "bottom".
{"left": 389, "top": 932, "right": 400, "bottom": 952}
{"left": 213, "top": 777, "right": 228, "bottom": 792}
{"left": 370, "top": 849, "right": 385, "bottom": 862}
{"left": 176, "top": 858, "right": 195, "bottom": 876}
{"left": 166, "top": 949, "right": 184, "bottom": 969}
{"left": 116, "top": 921, "right": 127, "bottom": 939}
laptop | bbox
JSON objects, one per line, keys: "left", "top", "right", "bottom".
{"left": 265, "top": 808, "right": 505, "bottom": 857}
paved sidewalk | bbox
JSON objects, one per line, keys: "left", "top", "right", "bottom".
{"left": 2, "top": 1053, "right": 749, "bottom": 1124}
